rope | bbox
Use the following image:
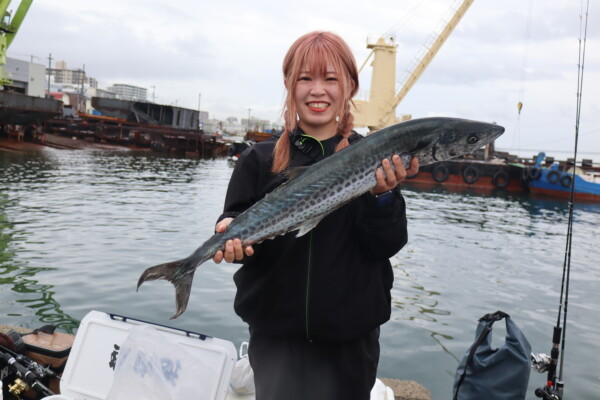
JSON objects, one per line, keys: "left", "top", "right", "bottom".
{"left": 510, "top": 0, "right": 535, "bottom": 155}
{"left": 517, "top": 0, "right": 534, "bottom": 109}
{"left": 382, "top": 1, "right": 426, "bottom": 40}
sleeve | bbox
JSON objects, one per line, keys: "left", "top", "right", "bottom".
{"left": 354, "top": 186, "right": 408, "bottom": 258}
{"left": 217, "top": 147, "right": 262, "bottom": 224}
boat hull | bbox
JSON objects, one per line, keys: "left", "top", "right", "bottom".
{"left": 528, "top": 168, "right": 600, "bottom": 202}
{"left": 405, "top": 160, "right": 528, "bottom": 193}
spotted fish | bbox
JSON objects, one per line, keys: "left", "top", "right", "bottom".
{"left": 137, "top": 117, "right": 504, "bottom": 318}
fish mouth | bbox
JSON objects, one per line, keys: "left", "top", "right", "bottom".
{"left": 489, "top": 124, "right": 505, "bottom": 140}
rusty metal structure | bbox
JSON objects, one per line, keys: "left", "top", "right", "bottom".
{"left": 0, "top": 91, "right": 61, "bottom": 124}
{"left": 42, "top": 113, "right": 228, "bottom": 157}
{"left": 92, "top": 97, "right": 200, "bottom": 130}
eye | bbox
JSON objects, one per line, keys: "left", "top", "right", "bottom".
{"left": 467, "top": 134, "right": 479, "bottom": 144}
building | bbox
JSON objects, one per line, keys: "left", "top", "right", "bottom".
{"left": 107, "top": 83, "right": 147, "bottom": 102}
{"left": 241, "top": 117, "right": 272, "bottom": 132}
{"left": 199, "top": 111, "right": 209, "bottom": 123}
{"left": 87, "top": 87, "right": 116, "bottom": 99}
{"left": 4, "top": 57, "right": 46, "bottom": 97}
{"left": 48, "top": 60, "right": 97, "bottom": 88}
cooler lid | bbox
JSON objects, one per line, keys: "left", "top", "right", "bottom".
{"left": 59, "top": 310, "right": 237, "bottom": 400}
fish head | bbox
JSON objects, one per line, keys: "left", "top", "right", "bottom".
{"left": 430, "top": 118, "right": 505, "bottom": 161}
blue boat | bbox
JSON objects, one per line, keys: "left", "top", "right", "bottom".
{"left": 527, "top": 152, "right": 600, "bottom": 202}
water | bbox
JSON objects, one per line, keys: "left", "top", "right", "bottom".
{"left": 1, "top": 148, "right": 599, "bottom": 399}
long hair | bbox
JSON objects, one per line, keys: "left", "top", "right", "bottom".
{"left": 272, "top": 31, "right": 359, "bottom": 173}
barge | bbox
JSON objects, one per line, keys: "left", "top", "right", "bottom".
{"left": 405, "top": 158, "right": 528, "bottom": 193}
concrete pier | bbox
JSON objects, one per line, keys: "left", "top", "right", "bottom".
{"left": 380, "top": 378, "right": 432, "bottom": 400}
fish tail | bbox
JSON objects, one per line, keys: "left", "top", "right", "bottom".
{"left": 137, "top": 259, "right": 195, "bottom": 319}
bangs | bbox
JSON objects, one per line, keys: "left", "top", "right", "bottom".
{"left": 283, "top": 31, "right": 358, "bottom": 91}
{"left": 301, "top": 42, "right": 345, "bottom": 78}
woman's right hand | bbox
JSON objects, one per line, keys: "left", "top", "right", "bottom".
{"left": 213, "top": 218, "right": 254, "bottom": 263}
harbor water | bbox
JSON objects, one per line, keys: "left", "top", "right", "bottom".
{"left": 1, "top": 148, "right": 599, "bottom": 399}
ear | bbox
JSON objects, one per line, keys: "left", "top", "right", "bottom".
{"left": 348, "top": 79, "right": 356, "bottom": 94}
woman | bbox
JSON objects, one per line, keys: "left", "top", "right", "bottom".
{"left": 214, "top": 31, "right": 419, "bottom": 400}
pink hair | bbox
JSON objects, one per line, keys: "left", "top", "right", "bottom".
{"left": 272, "top": 31, "right": 359, "bottom": 173}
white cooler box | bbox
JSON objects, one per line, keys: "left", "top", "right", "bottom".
{"left": 43, "top": 310, "right": 237, "bottom": 400}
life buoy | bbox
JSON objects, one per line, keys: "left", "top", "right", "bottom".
{"left": 432, "top": 164, "right": 449, "bottom": 182}
{"left": 462, "top": 166, "right": 479, "bottom": 184}
{"left": 560, "top": 174, "right": 572, "bottom": 188}
{"left": 530, "top": 167, "right": 541, "bottom": 180}
{"left": 493, "top": 170, "right": 510, "bottom": 188}
{"left": 521, "top": 167, "right": 530, "bottom": 181}
{"left": 547, "top": 170, "right": 561, "bottom": 184}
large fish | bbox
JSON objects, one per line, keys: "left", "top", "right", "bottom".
{"left": 138, "top": 117, "right": 504, "bottom": 318}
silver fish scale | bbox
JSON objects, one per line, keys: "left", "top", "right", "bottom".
{"left": 228, "top": 142, "right": 408, "bottom": 246}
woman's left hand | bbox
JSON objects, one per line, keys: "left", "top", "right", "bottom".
{"left": 370, "top": 155, "right": 419, "bottom": 195}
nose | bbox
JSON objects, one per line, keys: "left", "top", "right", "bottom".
{"left": 309, "top": 78, "right": 326, "bottom": 95}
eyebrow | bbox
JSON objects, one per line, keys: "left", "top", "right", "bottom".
{"left": 299, "top": 69, "right": 337, "bottom": 74}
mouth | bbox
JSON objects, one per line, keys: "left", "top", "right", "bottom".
{"left": 307, "top": 102, "right": 330, "bottom": 112}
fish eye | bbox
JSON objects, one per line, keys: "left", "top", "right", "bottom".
{"left": 467, "top": 135, "right": 479, "bottom": 144}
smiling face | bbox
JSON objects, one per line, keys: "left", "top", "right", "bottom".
{"left": 281, "top": 32, "right": 359, "bottom": 141}
{"left": 293, "top": 65, "right": 342, "bottom": 140}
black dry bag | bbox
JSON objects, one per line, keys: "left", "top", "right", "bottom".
{"left": 453, "top": 311, "right": 531, "bottom": 400}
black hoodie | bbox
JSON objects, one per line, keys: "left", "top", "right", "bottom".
{"left": 218, "top": 130, "right": 408, "bottom": 342}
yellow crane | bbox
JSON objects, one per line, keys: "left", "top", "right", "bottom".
{"left": 353, "top": 0, "right": 474, "bottom": 131}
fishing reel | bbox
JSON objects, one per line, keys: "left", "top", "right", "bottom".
{"left": 7, "top": 378, "right": 30, "bottom": 397}
{"left": 531, "top": 353, "right": 562, "bottom": 400}
{"left": 531, "top": 353, "right": 552, "bottom": 373}
{"left": 534, "top": 382, "right": 563, "bottom": 400}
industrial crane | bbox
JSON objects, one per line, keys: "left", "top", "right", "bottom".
{"left": 353, "top": 0, "right": 474, "bottom": 132}
{"left": 0, "top": 0, "right": 33, "bottom": 87}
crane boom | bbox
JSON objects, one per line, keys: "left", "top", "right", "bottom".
{"left": 392, "top": 0, "right": 474, "bottom": 111}
{"left": 353, "top": 0, "right": 474, "bottom": 131}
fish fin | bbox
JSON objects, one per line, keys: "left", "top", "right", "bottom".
{"left": 280, "top": 166, "right": 309, "bottom": 181}
{"left": 137, "top": 258, "right": 195, "bottom": 319}
{"left": 296, "top": 215, "right": 325, "bottom": 237}
{"left": 171, "top": 274, "right": 194, "bottom": 320}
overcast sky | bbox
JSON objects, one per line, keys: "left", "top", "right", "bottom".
{"left": 8, "top": 0, "right": 599, "bottom": 159}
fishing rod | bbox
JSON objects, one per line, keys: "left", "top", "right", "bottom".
{"left": 0, "top": 345, "right": 56, "bottom": 398}
{"left": 533, "top": 1, "right": 590, "bottom": 399}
